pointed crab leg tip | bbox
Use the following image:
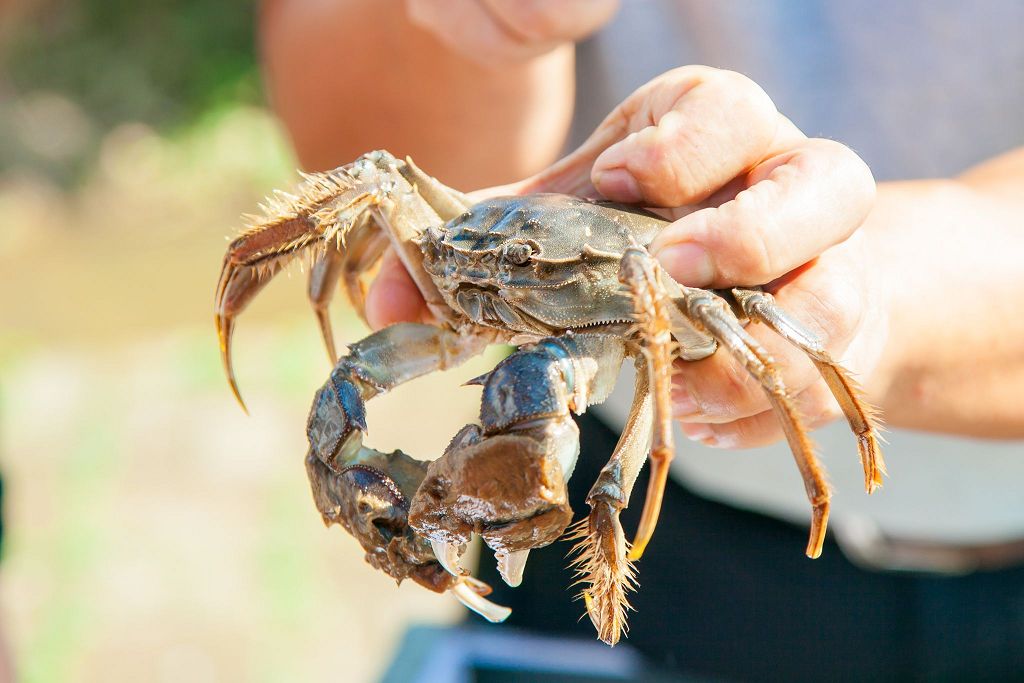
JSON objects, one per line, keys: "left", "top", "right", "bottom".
{"left": 229, "top": 380, "right": 249, "bottom": 415}
{"left": 497, "top": 549, "right": 530, "bottom": 588}
{"left": 313, "top": 308, "right": 339, "bottom": 365}
{"left": 216, "top": 315, "right": 249, "bottom": 414}
{"left": 451, "top": 581, "right": 512, "bottom": 623}
{"left": 431, "top": 539, "right": 466, "bottom": 577}
{"left": 805, "top": 506, "right": 829, "bottom": 559}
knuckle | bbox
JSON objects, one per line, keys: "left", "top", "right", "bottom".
{"left": 708, "top": 69, "right": 778, "bottom": 143}
{"left": 711, "top": 206, "right": 777, "bottom": 283}
{"left": 804, "top": 138, "right": 877, "bottom": 226}
{"left": 627, "top": 127, "right": 693, "bottom": 204}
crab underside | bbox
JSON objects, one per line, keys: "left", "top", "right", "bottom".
{"left": 215, "top": 151, "right": 885, "bottom": 645}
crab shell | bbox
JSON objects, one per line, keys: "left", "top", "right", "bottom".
{"left": 420, "top": 194, "right": 666, "bottom": 335}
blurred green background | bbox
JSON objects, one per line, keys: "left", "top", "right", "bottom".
{"left": 0, "top": 2, "right": 492, "bottom": 680}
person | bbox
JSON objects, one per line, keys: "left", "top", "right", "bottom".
{"left": 260, "top": 1, "right": 1024, "bottom": 680}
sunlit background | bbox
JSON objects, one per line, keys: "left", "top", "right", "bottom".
{"left": 0, "top": 3, "right": 503, "bottom": 680}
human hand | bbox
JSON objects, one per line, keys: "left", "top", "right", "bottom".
{"left": 405, "top": 0, "right": 619, "bottom": 66}
{"left": 523, "top": 66, "right": 880, "bottom": 447}
{"left": 365, "top": 65, "right": 883, "bottom": 448}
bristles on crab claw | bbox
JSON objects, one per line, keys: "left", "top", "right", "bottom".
{"left": 450, "top": 576, "right": 512, "bottom": 623}
{"left": 566, "top": 504, "right": 637, "bottom": 646}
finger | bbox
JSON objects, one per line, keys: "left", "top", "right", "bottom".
{"left": 365, "top": 248, "right": 431, "bottom": 330}
{"left": 466, "top": 182, "right": 523, "bottom": 202}
{"left": 652, "top": 137, "right": 876, "bottom": 287}
{"left": 407, "top": 0, "right": 577, "bottom": 65}
{"left": 672, "top": 246, "right": 868, "bottom": 423}
{"left": 513, "top": 66, "right": 724, "bottom": 198}
{"left": 680, "top": 379, "right": 842, "bottom": 449}
{"left": 590, "top": 67, "right": 793, "bottom": 206}
{"left": 481, "top": 0, "right": 619, "bottom": 43}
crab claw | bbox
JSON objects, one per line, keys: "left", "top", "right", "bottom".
{"left": 451, "top": 576, "right": 512, "bottom": 623}
{"left": 306, "top": 449, "right": 462, "bottom": 592}
{"left": 430, "top": 539, "right": 468, "bottom": 577}
{"left": 409, "top": 433, "right": 573, "bottom": 566}
{"left": 496, "top": 549, "right": 531, "bottom": 587}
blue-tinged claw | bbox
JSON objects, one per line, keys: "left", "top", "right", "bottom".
{"left": 307, "top": 363, "right": 370, "bottom": 472}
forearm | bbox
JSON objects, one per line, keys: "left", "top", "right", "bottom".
{"left": 259, "top": 0, "right": 575, "bottom": 186}
{"left": 869, "top": 148, "right": 1024, "bottom": 436}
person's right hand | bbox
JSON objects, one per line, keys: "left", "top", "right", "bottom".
{"left": 405, "top": 0, "right": 619, "bottom": 66}
{"left": 366, "top": 66, "right": 882, "bottom": 451}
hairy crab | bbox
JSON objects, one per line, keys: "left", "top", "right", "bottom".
{"left": 215, "top": 151, "right": 885, "bottom": 644}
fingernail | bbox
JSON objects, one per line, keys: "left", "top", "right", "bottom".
{"left": 593, "top": 168, "right": 643, "bottom": 203}
{"left": 655, "top": 242, "right": 714, "bottom": 287}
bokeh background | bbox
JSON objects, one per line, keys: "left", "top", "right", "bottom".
{"left": 0, "top": 2, "right": 501, "bottom": 680}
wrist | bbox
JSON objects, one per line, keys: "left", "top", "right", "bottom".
{"left": 857, "top": 179, "right": 968, "bottom": 421}
{"left": 861, "top": 177, "right": 1024, "bottom": 434}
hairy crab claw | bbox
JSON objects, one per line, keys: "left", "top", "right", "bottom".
{"left": 307, "top": 450, "right": 512, "bottom": 622}
{"left": 338, "top": 465, "right": 512, "bottom": 622}
{"left": 429, "top": 541, "right": 530, "bottom": 589}
{"left": 450, "top": 575, "right": 512, "bottom": 623}
{"left": 409, "top": 431, "right": 576, "bottom": 594}
{"left": 430, "top": 539, "right": 468, "bottom": 577}
{"left": 496, "top": 549, "right": 531, "bottom": 588}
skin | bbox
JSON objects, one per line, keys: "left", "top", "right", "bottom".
{"left": 261, "top": 1, "right": 1024, "bottom": 445}
{"left": 259, "top": 0, "right": 584, "bottom": 187}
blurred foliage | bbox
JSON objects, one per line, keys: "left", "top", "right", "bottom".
{"left": 1, "top": 0, "right": 262, "bottom": 184}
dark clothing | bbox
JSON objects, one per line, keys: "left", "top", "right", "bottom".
{"left": 477, "top": 413, "right": 1024, "bottom": 683}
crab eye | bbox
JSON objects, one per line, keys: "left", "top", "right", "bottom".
{"left": 503, "top": 242, "right": 533, "bottom": 265}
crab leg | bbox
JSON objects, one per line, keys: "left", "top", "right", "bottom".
{"left": 570, "top": 359, "right": 652, "bottom": 645}
{"left": 337, "top": 222, "right": 390, "bottom": 325}
{"left": 307, "top": 215, "right": 393, "bottom": 363}
{"left": 215, "top": 168, "right": 380, "bottom": 411}
{"left": 307, "top": 241, "right": 346, "bottom": 364}
{"left": 616, "top": 247, "right": 679, "bottom": 563}
{"left": 730, "top": 288, "right": 887, "bottom": 493}
{"left": 676, "top": 287, "right": 831, "bottom": 559}
{"left": 408, "top": 334, "right": 626, "bottom": 590}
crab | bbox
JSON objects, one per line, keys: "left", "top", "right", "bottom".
{"left": 215, "top": 150, "right": 885, "bottom": 645}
